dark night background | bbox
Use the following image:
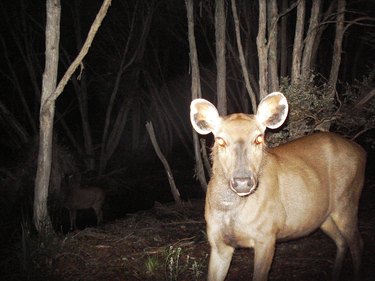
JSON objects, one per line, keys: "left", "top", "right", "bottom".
{"left": 0, "top": 0, "right": 375, "bottom": 280}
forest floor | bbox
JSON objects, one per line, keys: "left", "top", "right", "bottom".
{"left": 0, "top": 178, "right": 373, "bottom": 281}
{"left": 19, "top": 179, "right": 375, "bottom": 281}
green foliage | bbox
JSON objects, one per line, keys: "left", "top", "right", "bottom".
{"left": 144, "top": 245, "right": 207, "bottom": 281}
{"left": 189, "top": 258, "right": 205, "bottom": 280}
{"left": 145, "top": 255, "right": 162, "bottom": 275}
{"left": 268, "top": 71, "right": 375, "bottom": 147}
{"left": 165, "top": 246, "right": 184, "bottom": 281}
{"left": 335, "top": 70, "right": 375, "bottom": 139}
{"left": 164, "top": 245, "right": 206, "bottom": 281}
{"left": 268, "top": 74, "right": 335, "bottom": 146}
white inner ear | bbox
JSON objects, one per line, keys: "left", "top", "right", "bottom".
{"left": 190, "top": 99, "right": 220, "bottom": 135}
{"left": 256, "top": 92, "right": 288, "bottom": 130}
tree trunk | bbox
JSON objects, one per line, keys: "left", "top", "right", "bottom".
{"left": 185, "top": 0, "right": 207, "bottom": 192}
{"left": 34, "top": 0, "right": 112, "bottom": 235}
{"left": 267, "top": 0, "right": 279, "bottom": 92}
{"left": 98, "top": 60, "right": 125, "bottom": 174}
{"left": 33, "top": 0, "right": 60, "bottom": 235}
{"left": 0, "top": 100, "right": 29, "bottom": 147}
{"left": 215, "top": 0, "right": 227, "bottom": 115}
{"left": 185, "top": 3, "right": 201, "bottom": 97}
{"left": 1, "top": 35, "right": 36, "bottom": 135}
{"left": 301, "top": 0, "right": 322, "bottom": 78}
{"left": 291, "top": 0, "right": 305, "bottom": 84}
{"left": 318, "top": 0, "right": 346, "bottom": 132}
{"left": 329, "top": 0, "right": 345, "bottom": 91}
{"left": 280, "top": 0, "right": 288, "bottom": 78}
{"left": 74, "top": 76, "right": 95, "bottom": 170}
{"left": 99, "top": 2, "right": 152, "bottom": 174}
{"left": 310, "top": 1, "right": 336, "bottom": 73}
{"left": 230, "top": 0, "right": 257, "bottom": 113}
{"left": 105, "top": 97, "right": 133, "bottom": 159}
{"left": 257, "top": 0, "right": 268, "bottom": 99}
{"left": 72, "top": 1, "right": 95, "bottom": 170}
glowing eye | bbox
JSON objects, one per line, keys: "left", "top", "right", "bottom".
{"left": 255, "top": 134, "right": 263, "bottom": 145}
{"left": 216, "top": 137, "right": 226, "bottom": 147}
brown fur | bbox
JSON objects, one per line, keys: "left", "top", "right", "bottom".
{"left": 191, "top": 95, "right": 366, "bottom": 281}
{"left": 206, "top": 129, "right": 365, "bottom": 281}
{"left": 62, "top": 175, "right": 105, "bottom": 230}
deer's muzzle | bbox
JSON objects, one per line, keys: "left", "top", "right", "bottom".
{"left": 230, "top": 176, "right": 257, "bottom": 196}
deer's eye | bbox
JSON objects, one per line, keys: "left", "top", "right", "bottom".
{"left": 216, "top": 137, "right": 227, "bottom": 147}
{"left": 254, "top": 134, "right": 264, "bottom": 145}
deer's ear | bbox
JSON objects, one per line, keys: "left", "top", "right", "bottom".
{"left": 256, "top": 92, "right": 288, "bottom": 130}
{"left": 190, "top": 99, "right": 220, "bottom": 135}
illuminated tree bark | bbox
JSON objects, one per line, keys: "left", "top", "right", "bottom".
{"left": 267, "top": 0, "right": 279, "bottom": 92}
{"left": 34, "top": 0, "right": 112, "bottom": 235}
{"left": 185, "top": 0, "right": 207, "bottom": 192}
{"left": 33, "top": 0, "right": 60, "bottom": 235}
{"left": 291, "top": 0, "right": 305, "bottom": 83}
{"left": 215, "top": 0, "right": 227, "bottom": 115}
{"left": 257, "top": 0, "right": 268, "bottom": 99}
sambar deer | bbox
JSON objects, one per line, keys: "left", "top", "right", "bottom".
{"left": 190, "top": 92, "right": 366, "bottom": 281}
{"left": 61, "top": 174, "right": 105, "bottom": 230}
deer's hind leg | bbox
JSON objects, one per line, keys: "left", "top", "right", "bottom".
{"left": 322, "top": 208, "right": 363, "bottom": 281}
{"left": 320, "top": 216, "right": 347, "bottom": 281}
{"left": 92, "top": 204, "right": 103, "bottom": 225}
{"left": 69, "top": 209, "right": 77, "bottom": 230}
{"left": 331, "top": 212, "right": 363, "bottom": 281}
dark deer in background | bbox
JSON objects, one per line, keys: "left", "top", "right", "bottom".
{"left": 190, "top": 92, "right": 366, "bottom": 281}
{"left": 61, "top": 174, "right": 105, "bottom": 230}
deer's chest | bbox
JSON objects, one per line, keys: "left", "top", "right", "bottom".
{"left": 207, "top": 207, "right": 260, "bottom": 248}
{"left": 206, "top": 195, "right": 281, "bottom": 249}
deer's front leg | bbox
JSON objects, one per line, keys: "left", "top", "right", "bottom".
{"left": 207, "top": 242, "right": 234, "bottom": 281}
{"left": 252, "top": 237, "right": 276, "bottom": 281}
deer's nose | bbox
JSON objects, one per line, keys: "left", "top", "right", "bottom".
{"left": 230, "top": 176, "right": 257, "bottom": 196}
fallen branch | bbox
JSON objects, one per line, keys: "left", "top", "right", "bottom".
{"left": 146, "top": 121, "right": 181, "bottom": 205}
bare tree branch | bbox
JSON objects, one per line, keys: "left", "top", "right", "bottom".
{"left": 45, "top": 0, "right": 112, "bottom": 108}
{"left": 146, "top": 121, "right": 181, "bottom": 205}
{"left": 231, "top": 0, "right": 257, "bottom": 113}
